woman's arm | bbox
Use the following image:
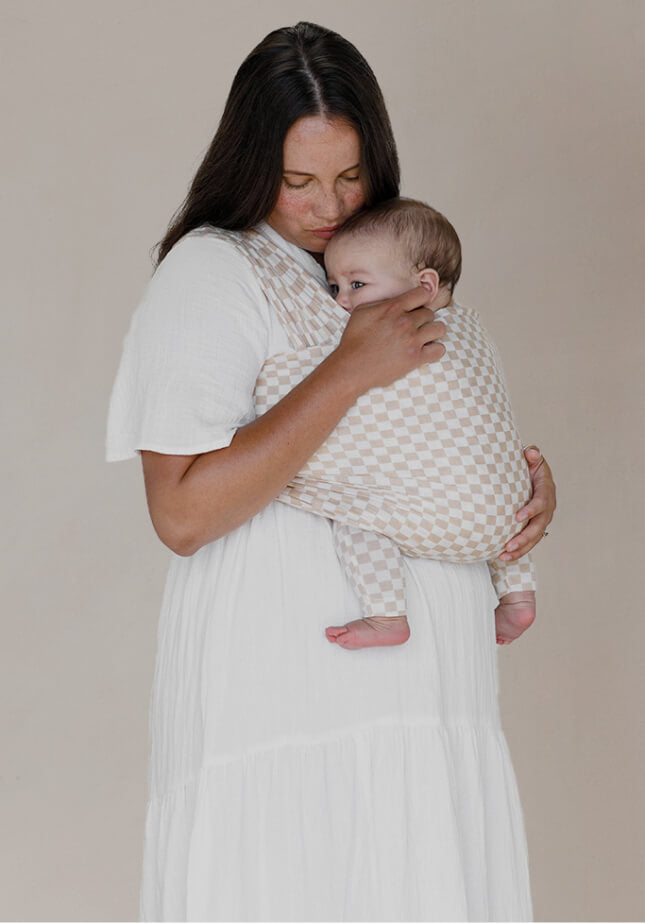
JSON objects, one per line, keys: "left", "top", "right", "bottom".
{"left": 142, "top": 289, "right": 446, "bottom": 555}
{"left": 498, "top": 446, "right": 556, "bottom": 561}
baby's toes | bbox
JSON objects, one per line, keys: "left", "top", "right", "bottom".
{"left": 336, "top": 632, "right": 359, "bottom": 650}
{"left": 325, "top": 625, "right": 348, "bottom": 640}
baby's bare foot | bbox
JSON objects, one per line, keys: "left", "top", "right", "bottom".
{"left": 325, "top": 615, "right": 411, "bottom": 650}
{"left": 495, "top": 592, "right": 536, "bottom": 645}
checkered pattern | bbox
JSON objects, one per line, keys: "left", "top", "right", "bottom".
{"left": 212, "top": 228, "right": 536, "bottom": 616}
{"left": 333, "top": 524, "right": 409, "bottom": 619}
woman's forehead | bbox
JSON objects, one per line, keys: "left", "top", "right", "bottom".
{"left": 283, "top": 116, "right": 361, "bottom": 172}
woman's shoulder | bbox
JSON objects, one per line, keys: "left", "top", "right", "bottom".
{"left": 143, "top": 225, "right": 269, "bottom": 315}
{"left": 124, "top": 226, "right": 273, "bottom": 350}
{"left": 153, "top": 224, "right": 256, "bottom": 284}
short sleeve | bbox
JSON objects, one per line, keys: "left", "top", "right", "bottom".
{"left": 106, "top": 231, "right": 270, "bottom": 461}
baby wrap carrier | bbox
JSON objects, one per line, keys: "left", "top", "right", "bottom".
{"left": 217, "top": 227, "right": 536, "bottom": 619}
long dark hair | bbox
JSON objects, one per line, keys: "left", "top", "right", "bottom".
{"left": 153, "top": 22, "right": 400, "bottom": 267}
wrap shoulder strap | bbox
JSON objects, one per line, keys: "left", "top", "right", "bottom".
{"left": 201, "top": 226, "right": 348, "bottom": 350}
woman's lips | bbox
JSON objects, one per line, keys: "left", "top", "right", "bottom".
{"left": 311, "top": 225, "right": 341, "bottom": 240}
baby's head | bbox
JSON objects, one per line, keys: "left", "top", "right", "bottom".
{"left": 324, "top": 197, "right": 461, "bottom": 313}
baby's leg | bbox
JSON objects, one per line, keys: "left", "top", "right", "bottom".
{"left": 327, "top": 523, "right": 410, "bottom": 650}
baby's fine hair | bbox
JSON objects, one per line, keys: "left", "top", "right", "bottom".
{"left": 334, "top": 197, "right": 462, "bottom": 293}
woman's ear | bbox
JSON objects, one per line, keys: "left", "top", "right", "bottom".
{"left": 416, "top": 267, "right": 440, "bottom": 299}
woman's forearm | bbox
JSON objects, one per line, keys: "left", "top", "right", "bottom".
{"left": 142, "top": 348, "right": 363, "bottom": 555}
{"left": 142, "top": 289, "right": 446, "bottom": 555}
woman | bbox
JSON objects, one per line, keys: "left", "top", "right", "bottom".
{"left": 107, "top": 22, "right": 555, "bottom": 922}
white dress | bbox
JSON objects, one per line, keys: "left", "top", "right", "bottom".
{"left": 106, "top": 221, "right": 533, "bottom": 922}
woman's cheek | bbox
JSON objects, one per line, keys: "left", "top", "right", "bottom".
{"left": 279, "top": 189, "right": 310, "bottom": 217}
{"left": 346, "top": 184, "right": 366, "bottom": 214}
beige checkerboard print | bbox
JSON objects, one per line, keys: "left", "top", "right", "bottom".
{"left": 206, "top": 227, "right": 536, "bottom": 618}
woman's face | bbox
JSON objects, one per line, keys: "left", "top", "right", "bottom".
{"left": 266, "top": 115, "right": 366, "bottom": 254}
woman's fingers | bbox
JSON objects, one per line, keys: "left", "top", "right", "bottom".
{"left": 337, "top": 286, "right": 448, "bottom": 391}
{"left": 391, "top": 293, "right": 447, "bottom": 356}
{"left": 519, "top": 446, "right": 556, "bottom": 525}
{"left": 499, "top": 446, "right": 556, "bottom": 560}
{"left": 406, "top": 307, "right": 439, "bottom": 331}
{"left": 417, "top": 318, "right": 447, "bottom": 342}
{"left": 516, "top": 490, "right": 549, "bottom": 526}
{"left": 396, "top": 285, "right": 435, "bottom": 313}
{"left": 525, "top": 451, "right": 555, "bottom": 516}
{"left": 524, "top": 444, "right": 543, "bottom": 465}
{"left": 421, "top": 340, "right": 447, "bottom": 361}
{"left": 499, "top": 513, "right": 550, "bottom": 560}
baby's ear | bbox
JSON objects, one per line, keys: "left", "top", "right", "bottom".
{"left": 416, "top": 267, "right": 440, "bottom": 299}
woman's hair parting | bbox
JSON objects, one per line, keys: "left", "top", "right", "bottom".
{"left": 333, "top": 197, "right": 462, "bottom": 293}
{"left": 153, "top": 22, "right": 400, "bottom": 267}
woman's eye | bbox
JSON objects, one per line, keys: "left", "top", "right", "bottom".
{"left": 283, "top": 178, "right": 310, "bottom": 189}
{"left": 351, "top": 281, "right": 365, "bottom": 290}
{"left": 342, "top": 175, "right": 361, "bottom": 182}
{"left": 329, "top": 283, "right": 339, "bottom": 297}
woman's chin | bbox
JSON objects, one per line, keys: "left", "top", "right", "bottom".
{"left": 305, "top": 234, "right": 330, "bottom": 252}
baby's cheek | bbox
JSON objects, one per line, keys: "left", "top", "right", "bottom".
{"left": 351, "top": 291, "right": 377, "bottom": 310}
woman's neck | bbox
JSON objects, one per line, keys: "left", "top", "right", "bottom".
{"left": 307, "top": 250, "right": 326, "bottom": 267}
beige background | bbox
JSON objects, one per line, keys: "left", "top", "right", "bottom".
{"left": 2, "top": 0, "right": 644, "bottom": 920}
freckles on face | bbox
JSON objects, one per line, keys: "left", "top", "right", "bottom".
{"left": 272, "top": 181, "right": 365, "bottom": 242}
{"left": 274, "top": 186, "right": 313, "bottom": 222}
{"left": 265, "top": 115, "right": 367, "bottom": 253}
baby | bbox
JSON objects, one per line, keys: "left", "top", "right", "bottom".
{"left": 251, "top": 197, "right": 538, "bottom": 651}
{"left": 319, "top": 198, "right": 537, "bottom": 648}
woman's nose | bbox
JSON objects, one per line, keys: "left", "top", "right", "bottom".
{"left": 313, "top": 188, "right": 343, "bottom": 223}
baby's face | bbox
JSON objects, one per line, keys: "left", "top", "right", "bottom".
{"left": 324, "top": 233, "right": 416, "bottom": 312}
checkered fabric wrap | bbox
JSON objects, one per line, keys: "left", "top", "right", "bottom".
{"left": 211, "top": 228, "right": 536, "bottom": 617}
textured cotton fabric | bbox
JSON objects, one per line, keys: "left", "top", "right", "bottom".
{"left": 106, "top": 222, "right": 533, "bottom": 921}
{"left": 211, "top": 227, "right": 535, "bottom": 619}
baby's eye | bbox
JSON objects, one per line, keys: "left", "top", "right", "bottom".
{"left": 328, "top": 283, "right": 339, "bottom": 298}
{"left": 351, "top": 280, "right": 366, "bottom": 290}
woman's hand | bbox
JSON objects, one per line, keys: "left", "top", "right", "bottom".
{"left": 333, "top": 287, "right": 447, "bottom": 395}
{"left": 499, "top": 446, "right": 556, "bottom": 562}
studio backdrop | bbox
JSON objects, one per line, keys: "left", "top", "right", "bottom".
{"left": 2, "top": 1, "right": 644, "bottom": 920}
